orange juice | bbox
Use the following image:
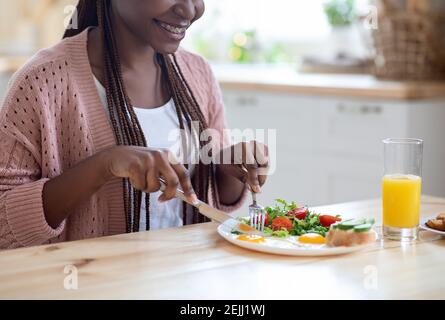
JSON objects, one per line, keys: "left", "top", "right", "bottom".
{"left": 382, "top": 174, "right": 421, "bottom": 228}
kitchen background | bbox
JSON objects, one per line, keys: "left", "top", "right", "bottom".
{"left": 1, "top": 0, "right": 445, "bottom": 214}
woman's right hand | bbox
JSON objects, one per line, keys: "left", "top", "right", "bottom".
{"left": 103, "top": 146, "right": 197, "bottom": 203}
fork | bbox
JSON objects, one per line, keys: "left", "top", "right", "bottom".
{"left": 240, "top": 164, "right": 266, "bottom": 232}
{"left": 248, "top": 189, "right": 266, "bottom": 232}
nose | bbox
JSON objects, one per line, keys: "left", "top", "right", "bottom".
{"left": 173, "top": 0, "right": 196, "bottom": 22}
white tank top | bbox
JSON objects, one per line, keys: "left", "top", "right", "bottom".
{"left": 94, "top": 77, "right": 195, "bottom": 231}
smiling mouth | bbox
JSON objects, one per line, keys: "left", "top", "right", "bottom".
{"left": 155, "top": 19, "right": 188, "bottom": 35}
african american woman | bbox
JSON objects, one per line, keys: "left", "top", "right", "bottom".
{"left": 0, "top": 0, "right": 269, "bottom": 249}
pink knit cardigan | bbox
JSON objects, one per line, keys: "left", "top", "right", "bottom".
{"left": 0, "top": 28, "right": 243, "bottom": 250}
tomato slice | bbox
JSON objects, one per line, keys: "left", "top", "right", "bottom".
{"left": 286, "top": 207, "right": 308, "bottom": 220}
{"left": 319, "top": 215, "right": 342, "bottom": 227}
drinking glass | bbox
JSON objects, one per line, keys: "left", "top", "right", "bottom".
{"left": 382, "top": 138, "right": 423, "bottom": 241}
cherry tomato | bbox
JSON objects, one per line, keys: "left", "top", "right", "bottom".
{"left": 271, "top": 216, "right": 293, "bottom": 231}
{"left": 264, "top": 214, "right": 270, "bottom": 226}
{"left": 319, "top": 215, "right": 342, "bottom": 227}
{"left": 286, "top": 206, "right": 308, "bottom": 220}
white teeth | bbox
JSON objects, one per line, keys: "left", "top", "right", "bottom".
{"left": 159, "top": 21, "right": 186, "bottom": 34}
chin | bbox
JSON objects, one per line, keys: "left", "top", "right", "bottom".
{"left": 155, "top": 43, "right": 181, "bottom": 55}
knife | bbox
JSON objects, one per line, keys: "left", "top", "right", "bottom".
{"left": 159, "top": 177, "right": 231, "bottom": 224}
{"left": 158, "top": 178, "right": 266, "bottom": 236}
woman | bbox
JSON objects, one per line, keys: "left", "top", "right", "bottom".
{"left": 0, "top": 0, "right": 268, "bottom": 249}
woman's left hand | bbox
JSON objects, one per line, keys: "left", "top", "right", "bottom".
{"left": 215, "top": 141, "right": 269, "bottom": 193}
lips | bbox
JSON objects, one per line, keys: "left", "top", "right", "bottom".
{"left": 154, "top": 19, "right": 189, "bottom": 40}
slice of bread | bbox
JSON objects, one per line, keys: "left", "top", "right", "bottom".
{"left": 436, "top": 213, "right": 445, "bottom": 220}
{"left": 326, "top": 228, "right": 376, "bottom": 247}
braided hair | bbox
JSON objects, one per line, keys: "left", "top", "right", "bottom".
{"left": 64, "top": 0, "right": 215, "bottom": 232}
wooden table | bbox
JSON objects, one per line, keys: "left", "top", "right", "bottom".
{"left": 0, "top": 196, "right": 444, "bottom": 300}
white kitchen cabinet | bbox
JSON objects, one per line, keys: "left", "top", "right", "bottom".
{"left": 222, "top": 88, "right": 445, "bottom": 214}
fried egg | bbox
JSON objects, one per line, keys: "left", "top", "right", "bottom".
{"left": 238, "top": 223, "right": 256, "bottom": 232}
{"left": 237, "top": 234, "right": 265, "bottom": 243}
{"left": 298, "top": 233, "right": 326, "bottom": 245}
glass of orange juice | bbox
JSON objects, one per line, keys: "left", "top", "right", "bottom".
{"left": 382, "top": 138, "right": 423, "bottom": 241}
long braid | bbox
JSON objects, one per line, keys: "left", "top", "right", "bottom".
{"left": 64, "top": 0, "right": 215, "bottom": 231}
{"left": 98, "top": 0, "right": 149, "bottom": 232}
{"left": 162, "top": 55, "right": 213, "bottom": 223}
{"left": 169, "top": 58, "right": 213, "bottom": 209}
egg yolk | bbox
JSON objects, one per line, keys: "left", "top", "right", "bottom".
{"left": 237, "top": 235, "right": 265, "bottom": 243}
{"left": 238, "top": 223, "right": 256, "bottom": 232}
{"left": 298, "top": 233, "right": 326, "bottom": 244}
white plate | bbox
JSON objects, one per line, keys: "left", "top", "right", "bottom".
{"left": 420, "top": 215, "right": 445, "bottom": 236}
{"left": 217, "top": 219, "right": 378, "bottom": 257}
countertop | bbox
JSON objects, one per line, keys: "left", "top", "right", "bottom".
{"left": 213, "top": 64, "right": 445, "bottom": 100}
{"left": 0, "top": 195, "right": 444, "bottom": 299}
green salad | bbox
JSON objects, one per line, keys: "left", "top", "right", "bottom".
{"left": 233, "top": 199, "right": 342, "bottom": 238}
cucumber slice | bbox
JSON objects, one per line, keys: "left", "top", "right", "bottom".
{"left": 336, "top": 218, "right": 366, "bottom": 230}
{"left": 353, "top": 223, "right": 372, "bottom": 232}
{"left": 366, "top": 218, "right": 375, "bottom": 225}
{"left": 336, "top": 224, "right": 354, "bottom": 230}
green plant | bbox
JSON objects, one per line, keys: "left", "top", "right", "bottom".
{"left": 262, "top": 43, "right": 292, "bottom": 64}
{"left": 323, "top": 0, "right": 355, "bottom": 27}
{"left": 192, "top": 35, "right": 217, "bottom": 61}
{"left": 228, "top": 30, "right": 257, "bottom": 63}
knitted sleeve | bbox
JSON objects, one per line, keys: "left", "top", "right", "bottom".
{"left": 0, "top": 70, "right": 65, "bottom": 250}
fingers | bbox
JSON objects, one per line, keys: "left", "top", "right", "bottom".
{"left": 153, "top": 150, "right": 196, "bottom": 203}
{"left": 145, "top": 165, "right": 160, "bottom": 193}
{"left": 251, "top": 141, "right": 269, "bottom": 187}
{"left": 127, "top": 160, "right": 147, "bottom": 191}
{"left": 243, "top": 141, "right": 265, "bottom": 193}
{"left": 171, "top": 163, "right": 198, "bottom": 204}
{"left": 127, "top": 149, "right": 195, "bottom": 204}
{"left": 257, "top": 169, "right": 268, "bottom": 187}
{"left": 252, "top": 141, "right": 269, "bottom": 168}
{"left": 245, "top": 163, "right": 261, "bottom": 193}
{"left": 161, "top": 150, "right": 194, "bottom": 200}
{"left": 153, "top": 151, "right": 178, "bottom": 202}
